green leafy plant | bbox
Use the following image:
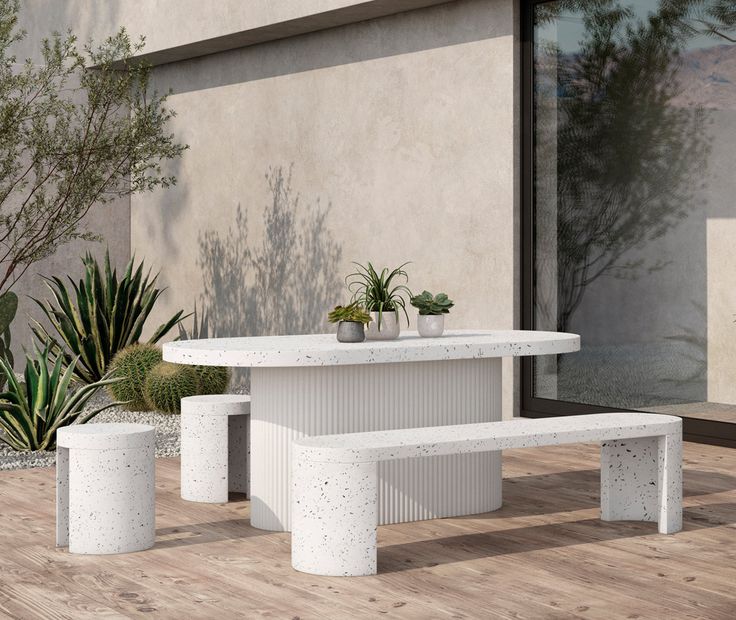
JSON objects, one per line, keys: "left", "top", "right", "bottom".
{"left": 410, "top": 291, "right": 454, "bottom": 316}
{"left": 346, "top": 262, "right": 412, "bottom": 328}
{"left": 144, "top": 362, "right": 200, "bottom": 414}
{"left": 0, "top": 345, "right": 117, "bottom": 451}
{"left": 0, "top": 291, "right": 17, "bottom": 386}
{"left": 108, "top": 343, "right": 163, "bottom": 411}
{"left": 327, "top": 303, "right": 372, "bottom": 325}
{"left": 193, "top": 365, "right": 231, "bottom": 395}
{"left": 30, "top": 250, "right": 186, "bottom": 384}
{"left": 0, "top": 0, "right": 186, "bottom": 297}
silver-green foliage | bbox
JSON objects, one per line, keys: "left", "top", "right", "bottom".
{"left": 0, "top": 345, "right": 116, "bottom": 451}
{"left": 144, "top": 362, "right": 200, "bottom": 414}
{"left": 0, "top": 0, "right": 187, "bottom": 296}
{"left": 410, "top": 291, "right": 454, "bottom": 316}
{"left": 109, "top": 343, "right": 162, "bottom": 411}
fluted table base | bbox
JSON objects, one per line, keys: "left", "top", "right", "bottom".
{"left": 250, "top": 358, "right": 502, "bottom": 532}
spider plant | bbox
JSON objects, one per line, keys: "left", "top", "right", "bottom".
{"left": 0, "top": 345, "right": 118, "bottom": 451}
{"left": 30, "top": 250, "right": 187, "bottom": 384}
{"left": 346, "top": 262, "right": 412, "bottom": 328}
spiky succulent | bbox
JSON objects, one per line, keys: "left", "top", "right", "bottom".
{"left": 327, "top": 303, "right": 372, "bottom": 325}
{"left": 410, "top": 291, "right": 454, "bottom": 316}
{"left": 109, "top": 343, "right": 162, "bottom": 410}
{"left": 144, "top": 362, "right": 200, "bottom": 414}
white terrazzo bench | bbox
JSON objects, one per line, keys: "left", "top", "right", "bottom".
{"left": 180, "top": 394, "right": 250, "bottom": 503}
{"left": 291, "top": 412, "right": 683, "bottom": 577}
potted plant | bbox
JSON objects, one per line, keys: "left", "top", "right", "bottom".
{"left": 410, "top": 291, "right": 454, "bottom": 337}
{"left": 328, "top": 303, "right": 372, "bottom": 343}
{"left": 346, "top": 262, "right": 411, "bottom": 340}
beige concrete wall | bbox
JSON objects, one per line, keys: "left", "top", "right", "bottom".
{"left": 132, "top": 0, "right": 521, "bottom": 414}
{"left": 13, "top": 0, "right": 521, "bottom": 414}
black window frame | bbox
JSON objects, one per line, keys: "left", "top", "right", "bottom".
{"left": 519, "top": 0, "right": 736, "bottom": 448}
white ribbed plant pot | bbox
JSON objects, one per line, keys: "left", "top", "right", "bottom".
{"left": 365, "top": 310, "right": 400, "bottom": 340}
{"left": 417, "top": 314, "right": 445, "bottom": 337}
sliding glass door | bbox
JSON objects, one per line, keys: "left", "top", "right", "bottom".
{"left": 522, "top": 0, "right": 736, "bottom": 444}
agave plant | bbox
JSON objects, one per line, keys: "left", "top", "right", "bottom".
{"left": 0, "top": 346, "right": 118, "bottom": 451}
{"left": 30, "top": 250, "right": 187, "bottom": 384}
{"left": 178, "top": 301, "right": 210, "bottom": 340}
{"left": 346, "top": 262, "right": 412, "bottom": 328}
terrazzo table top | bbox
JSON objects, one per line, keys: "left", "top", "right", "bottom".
{"left": 163, "top": 329, "right": 580, "bottom": 368}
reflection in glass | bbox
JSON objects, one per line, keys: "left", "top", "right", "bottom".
{"left": 532, "top": 1, "right": 736, "bottom": 416}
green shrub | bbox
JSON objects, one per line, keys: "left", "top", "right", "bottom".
{"left": 0, "top": 345, "right": 116, "bottom": 451}
{"left": 194, "top": 365, "right": 231, "bottom": 395}
{"left": 109, "top": 344, "right": 162, "bottom": 411}
{"left": 30, "top": 250, "right": 186, "bottom": 384}
{"left": 144, "top": 362, "right": 200, "bottom": 414}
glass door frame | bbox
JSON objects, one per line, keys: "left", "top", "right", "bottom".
{"left": 519, "top": 0, "right": 736, "bottom": 447}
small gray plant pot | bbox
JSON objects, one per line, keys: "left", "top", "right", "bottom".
{"left": 336, "top": 321, "right": 366, "bottom": 343}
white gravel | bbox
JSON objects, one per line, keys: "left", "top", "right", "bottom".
{"left": 0, "top": 387, "right": 246, "bottom": 471}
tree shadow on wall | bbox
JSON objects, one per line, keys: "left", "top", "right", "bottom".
{"left": 197, "top": 166, "right": 342, "bottom": 384}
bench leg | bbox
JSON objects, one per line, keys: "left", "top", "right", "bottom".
{"left": 228, "top": 414, "right": 250, "bottom": 496}
{"left": 291, "top": 459, "right": 378, "bottom": 577}
{"left": 601, "top": 433, "right": 682, "bottom": 534}
{"left": 56, "top": 446, "right": 69, "bottom": 547}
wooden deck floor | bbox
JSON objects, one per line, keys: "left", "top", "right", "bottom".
{"left": 1, "top": 442, "right": 736, "bottom": 619}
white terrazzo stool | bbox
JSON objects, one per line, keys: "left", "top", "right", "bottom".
{"left": 56, "top": 423, "right": 155, "bottom": 555}
{"left": 181, "top": 394, "right": 250, "bottom": 503}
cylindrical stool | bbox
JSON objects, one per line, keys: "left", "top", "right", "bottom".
{"left": 181, "top": 394, "right": 250, "bottom": 503}
{"left": 56, "top": 423, "right": 155, "bottom": 554}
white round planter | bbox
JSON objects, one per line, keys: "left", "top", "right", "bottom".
{"left": 365, "top": 310, "right": 400, "bottom": 340}
{"left": 417, "top": 314, "right": 445, "bottom": 337}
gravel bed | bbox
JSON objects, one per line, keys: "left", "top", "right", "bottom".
{"left": 0, "top": 388, "right": 249, "bottom": 471}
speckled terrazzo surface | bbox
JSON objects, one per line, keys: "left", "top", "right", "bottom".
{"left": 294, "top": 412, "right": 682, "bottom": 463}
{"left": 163, "top": 330, "right": 581, "bottom": 367}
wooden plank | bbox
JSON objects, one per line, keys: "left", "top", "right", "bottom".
{"left": 1, "top": 443, "right": 736, "bottom": 619}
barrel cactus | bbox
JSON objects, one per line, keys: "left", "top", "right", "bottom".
{"left": 193, "top": 365, "right": 231, "bottom": 395}
{"left": 144, "top": 362, "right": 200, "bottom": 414}
{"left": 109, "top": 343, "right": 162, "bottom": 410}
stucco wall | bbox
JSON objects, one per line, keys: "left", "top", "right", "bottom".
{"left": 131, "top": 0, "right": 521, "bottom": 414}
{"left": 13, "top": 0, "right": 521, "bottom": 414}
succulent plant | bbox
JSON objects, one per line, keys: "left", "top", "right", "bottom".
{"left": 0, "top": 345, "right": 117, "bottom": 451}
{"left": 194, "top": 365, "right": 231, "bottom": 395}
{"left": 144, "top": 362, "right": 200, "bottom": 414}
{"left": 346, "top": 262, "right": 412, "bottom": 328}
{"left": 30, "top": 250, "right": 187, "bottom": 384}
{"left": 327, "top": 303, "right": 372, "bottom": 325}
{"left": 109, "top": 343, "right": 163, "bottom": 410}
{"left": 410, "top": 291, "right": 454, "bottom": 316}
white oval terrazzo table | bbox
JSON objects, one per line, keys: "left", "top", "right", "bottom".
{"left": 164, "top": 330, "right": 580, "bottom": 531}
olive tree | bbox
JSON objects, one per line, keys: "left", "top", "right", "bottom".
{"left": 0, "top": 0, "right": 186, "bottom": 295}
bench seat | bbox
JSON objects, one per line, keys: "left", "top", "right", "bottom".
{"left": 291, "top": 412, "right": 682, "bottom": 576}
